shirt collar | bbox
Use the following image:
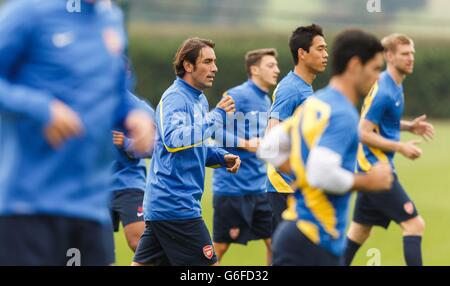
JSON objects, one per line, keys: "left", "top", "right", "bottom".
{"left": 247, "top": 79, "right": 268, "bottom": 96}
{"left": 175, "top": 77, "right": 203, "bottom": 97}
{"left": 291, "top": 70, "right": 312, "bottom": 87}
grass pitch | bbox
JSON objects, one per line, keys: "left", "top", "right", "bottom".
{"left": 114, "top": 121, "right": 450, "bottom": 266}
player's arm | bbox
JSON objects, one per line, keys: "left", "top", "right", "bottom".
{"left": 115, "top": 95, "right": 156, "bottom": 158}
{"left": 306, "top": 146, "right": 393, "bottom": 194}
{"left": 361, "top": 90, "right": 422, "bottom": 160}
{"left": 218, "top": 130, "right": 261, "bottom": 153}
{"left": 205, "top": 142, "right": 241, "bottom": 173}
{"left": 400, "top": 114, "right": 435, "bottom": 141}
{"left": 360, "top": 118, "right": 422, "bottom": 160}
{"left": 119, "top": 106, "right": 155, "bottom": 156}
{"left": 258, "top": 89, "right": 297, "bottom": 168}
{"left": 0, "top": 2, "right": 83, "bottom": 148}
{"left": 161, "top": 94, "right": 234, "bottom": 152}
{"left": 266, "top": 118, "right": 281, "bottom": 133}
{"left": 307, "top": 114, "right": 393, "bottom": 194}
{"left": 112, "top": 131, "right": 154, "bottom": 159}
{"left": 213, "top": 93, "right": 259, "bottom": 152}
{"left": 265, "top": 89, "right": 297, "bottom": 134}
{"left": 257, "top": 120, "right": 293, "bottom": 174}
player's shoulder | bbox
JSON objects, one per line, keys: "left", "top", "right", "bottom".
{"left": 225, "top": 81, "right": 255, "bottom": 108}
{"left": 128, "top": 91, "right": 154, "bottom": 113}
{"left": 314, "top": 87, "right": 359, "bottom": 124}
{"left": 226, "top": 81, "right": 248, "bottom": 99}
{"left": 1, "top": 0, "right": 51, "bottom": 18}
{"left": 275, "top": 71, "right": 313, "bottom": 100}
{"left": 275, "top": 73, "right": 297, "bottom": 96}
{"left": 370, "top": 79, "right": 394, "bottom": 106}
{"left": 375, "top": 72, "right": 397, "bottom": 97}
{"left": 161, "top": 81, "right": 188, "bottom": 104}
{"left": 98, "top": 1, "right": 124, "bottom": 23}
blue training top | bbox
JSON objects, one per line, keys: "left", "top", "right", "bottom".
{"left": 267, "top": 70, "right": 314, "bottom": 194}
{"left": 0, "top": 0, "right": 138, "bottom": 224}
{"left": 357, "top": 70, "right": 404, "bottom": 173}
{"left": 144, "top": 77, "right": 230, "bottom": 221}
{"left": 285, "top": 86, "right": 359, "bottom": 257}
{"left": 110, "top": 92, "right": 155, "bottom": 193}
{"left": 213, "top": 79, "right": 271, "bottom": 196}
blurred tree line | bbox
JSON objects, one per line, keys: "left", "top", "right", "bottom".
{"left": 317, "top": 0, "right": 428, "bottom": 27}
{"left": 123, "top": 0, "right": 268, "bottom": 25}
{"left": 115, "top": 0, "right": 429, "bottom": 27}
{"left": 128, "top": 28, "right": 450, "bottom": 118}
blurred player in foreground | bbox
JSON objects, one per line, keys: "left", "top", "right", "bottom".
{"left": 0, "top": 0, "right": 154, "bottom": 265}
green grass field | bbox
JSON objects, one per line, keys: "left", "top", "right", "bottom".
{"left": 114, "top": 121, "right": 450, "bottom": 266}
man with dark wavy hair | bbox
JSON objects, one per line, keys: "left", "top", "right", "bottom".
{"left": 133, "top": 38, "right": 241, "bottom": 266}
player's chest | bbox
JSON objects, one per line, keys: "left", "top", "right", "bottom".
{"left": 187, "top": 101, "right": 209, "bottom": 122}
{"left": 28, "top": 17, "right": 124, "bottom": 73}
{"left": 388, "top": 93, "right": 404, "bottom": 120}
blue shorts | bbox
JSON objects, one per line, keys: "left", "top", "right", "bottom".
{"left": 353, "top": 174, "right": 419, "bottom": 228}
{"left": 0, "top": 215, "right": 115, "bottom": 266}
{"left": 133, "top": 218, "right": 217, "bottom": 266}
{"left": 213, "top": 193, "right": 272, "bottom": 245}
{"left": 267, "top": 192, "right": 290, "bottom": 232}
{"left": 110, "top": 189, "right": 144, "bottom": 232}
{"left": 272, "top": 221, "right": 341, "bottom": 266}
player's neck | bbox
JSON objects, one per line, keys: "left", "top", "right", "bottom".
{"left": 182, "top": 75, "right": 204, "bottom": 92}
{"left": 250, "top": 77, "right": 270, "bottom": 93}
{"left": 387, "top": 65, "right": 406, "bottom": 85}
{"left": 294, "top": 64, "right": 316, "bottom": 85}
{"left": 329, "top": 76, "right": 359, "bottom": 106}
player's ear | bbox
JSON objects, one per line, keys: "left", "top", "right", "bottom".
{"left": 250, "top": 65, "right": 259, "bottom": 77}
{"left": 183, "top": 60, "right": 194, "bottom": 73}
{"left": 347, "top": 56, "right": 363, "bottom": 75}
{"left": 298, "top": 48, "right": 307, "bottom": 61}
{"left": 384, "top": 50, "right": 394, "bottom": 63}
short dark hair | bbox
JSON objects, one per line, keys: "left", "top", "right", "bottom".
{"left": 289, "top": 24, "right": 324, "bottom": 65}
{"left": 332, "top": 29, "right": 384, "bottom": 76}
{"left": 245, "top": 48, "right": 278, "bottom": 77}
{"left": 173, "top": 37, "right": 215, "bottom": 77}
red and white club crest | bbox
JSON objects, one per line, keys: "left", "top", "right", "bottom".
{"left": 102, "top": 28, "right": 123, "bottom": 55}
{"left": 229, "top": 227, "right": 240, "bottom": 240}
{"left": 404, "top": 201, "right": 415, "bottom": 215}
{"left": 203, "top": 245, "right": 214, "bottom": 260}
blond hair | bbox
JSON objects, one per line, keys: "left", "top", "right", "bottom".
{"left": 381, "top": 33, "right": 414, "bottom": 53}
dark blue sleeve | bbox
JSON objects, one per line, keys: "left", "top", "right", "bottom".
{"left": 205, "top": 142, "right": 229, "bottom": 168}
{"left": 160, "top": 93, "right": 226, "bottom": 152}
{"left": 0, "top": 0, "right": 52, "bottom": 125}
